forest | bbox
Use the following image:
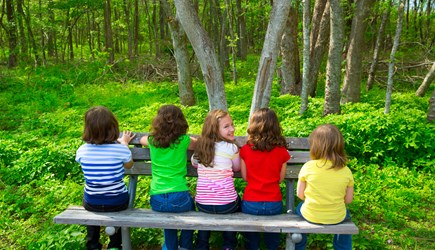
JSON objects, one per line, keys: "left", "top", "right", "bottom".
{"left": 0, "top": 0, "right": 434, "bottom": 249}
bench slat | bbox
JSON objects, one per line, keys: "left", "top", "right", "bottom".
{"left": 54, "top": 206, "right": 358, "bottom": 235}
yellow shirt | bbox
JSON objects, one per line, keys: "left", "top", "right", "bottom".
{"left": 299, "top": 160, "right": 354, "bottom": 224}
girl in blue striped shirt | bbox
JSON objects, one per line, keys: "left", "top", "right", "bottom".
{"left": 76, "top": 106, "right": 135, "bottom": 250}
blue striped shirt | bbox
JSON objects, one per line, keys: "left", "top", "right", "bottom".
{"left": 76, "top": 143, "right": 132, "bottom": 205}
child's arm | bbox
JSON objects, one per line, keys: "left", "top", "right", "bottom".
{"left": 232, "top": 154, "right": 241, "bottom": 172}
{"left": 188, "top": 136, "right": 197, "bottom": 150}
{"left": 344, "top": 186, "right": 354, "bottom": 204}
{"left": 191, "top": 154, "right": 199, "bottom": 168}
{"left": 279, "top": 162, "right": 287, "bottom": 183}
{"left": 118, "top": 131, "right": 135, "bottom": 169}
{"left": 240, "top": 159, "right": 247, "bottom": 181}
{"left": 139, "top": 135, "right": 149, "bottom": 147}
{"left": 297, "top": 180, "right": 306, "bottom": 200}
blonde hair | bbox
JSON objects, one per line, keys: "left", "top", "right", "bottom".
{"left": 194, "top": 109, "right": 234, "bottom": 167}
{"left": 247, "top": 108, "right": 287, "bottom": 151}
{"left": 309, "top": 124, "right": 347, "bottom": 169}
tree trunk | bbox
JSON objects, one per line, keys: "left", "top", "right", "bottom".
{"left": 323, "top": 0, "right": 344, "bottom": 116}
{"left": 160, "top": 0, "right": 196, "bottom": 106}
{"left": 428, "top": 89, "right": 435, "bottom": 122}
{"left": 367, "top": 0, "right": 391, "bottom": 91}
{"left": 416, "top": 61, "right": 435, "bottom": 97}
{"left": 47, "top": 0, "right": 56, "bottom": 59}
{"left": 341, "top": 0, "right": 375, "bottom": 104}
{"left": 16, "top": 0, "right": 28, "bottom": 56}
{"left": 134, "top": 0, "right": 139, "bottom": 56}
{"left": 299, "top": 0, "right": 311, "bottom": 115}
{"left": 280, "top": 7, "right": 301, "bottom": 96}
{"left": 236, "top": 0, "right": 247, "bottom": 60}
{"left": 308, "top": 1, "right": 330, "bottom": 97}
{"left": 249, "top": 0, "right": 290, "bottom": 118}
{"left": 104, "top": 0, "right": 114, "bottom": 64}
{"left": 6, "top": 0, "right": 18, "bottom": 67}
{"left": 123, "top": 0, "right": 133, "bottom": 59}
{"left": 174, "top": 0, "right": 227, "bottom": 111}
{"left": 385, "top": 2, "right": 404, "bottom": 114}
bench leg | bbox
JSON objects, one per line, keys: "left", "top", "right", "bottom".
{"left": 121, "top": 227, "right": 132, "bottom": 250}
{"left": 285, "top": 233, "right": 302, "bottom": 250}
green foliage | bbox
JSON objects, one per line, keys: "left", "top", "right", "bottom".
{"left": 0, "top": 62, "right": 433, "bottom": 249}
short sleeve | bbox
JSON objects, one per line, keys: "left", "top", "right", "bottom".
{"left": 298, "top": 162, "right": 309, "bottom": 182}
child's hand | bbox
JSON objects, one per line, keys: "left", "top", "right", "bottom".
{"left": 118, "top": 131, "right": 135, "bottom": 146}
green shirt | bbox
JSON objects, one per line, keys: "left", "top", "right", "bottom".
{"left": 148, "top": 135, "right": 190, "bottom": 195}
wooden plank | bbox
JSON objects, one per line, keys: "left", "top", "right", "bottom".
{"left": 54, "top": 206, "right": 358, "bottom": 235}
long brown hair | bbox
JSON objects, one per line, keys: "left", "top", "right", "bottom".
{"left": 194, "top": 109, "right": 234, "bottom": 167}
{"left": 149, "top": 104, "right": 189, "bottom": 148}
{"left": 309, "top": 124, "right": 347, "bottom": 169}
{"left": 82, "top": 106, "right": 119, "bottom": 144}
{"left": 247, "top": 108, "right": 287, "bottom": 151}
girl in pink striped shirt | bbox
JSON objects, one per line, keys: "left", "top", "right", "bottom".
{"left": 192, "top": 109, "right": 241, "bottom": 250}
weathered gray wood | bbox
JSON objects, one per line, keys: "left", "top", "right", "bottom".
{"left": 54, "top": 206, "right": 358, "bottom": 235}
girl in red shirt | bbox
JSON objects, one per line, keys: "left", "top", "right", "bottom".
{"left": 240, "top": 108, "right": 290, "bottom": 250}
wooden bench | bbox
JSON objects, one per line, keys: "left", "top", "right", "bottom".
{"left": 54, "top": 133, "right": 359, "bottom": 250}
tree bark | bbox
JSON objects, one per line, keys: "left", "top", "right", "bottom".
{"left": 308, "top": 1, "right": 330, "bottom": 97}
{"left": 280, "top": 7, "right": 301, "bottom": 96}
{"left": 6, "top": 0, "right": 18, "bottom": 67}
{"left": 236, "top": 0, "right": 247, "bottom": 60}
{"left": 341, "top": 0, "right": 375, "bottom": 103}
{"left": 123, "top": 0, "right": 133, "bottom": 59}
{"left": 249, "top": 0, "right": 290, "bottom": 118}
{"left": 174, "top": 0, "right": 227, "bottom": 111}
{"left": 428, "top": 89, "right": 435, "bottom": 122}
{"left": 299, "top": 0, "right": 311, "bottom": 115}
{"left": 160, "top": 0, "right": 196, "bottom": 106}
{"left": 323, "top": 0, "right": 344, "bottom": 116}
{"left": 385, "top": 2, "right": 404, "bottom": 114}
{"left": 367, "top": 0, "right": 391, "bottom": 91}
{"left": 104, "top": 0, "right": 114, "bottom": 64}
{"left": 416, "top": 61, "right": 435, "bottom": 97}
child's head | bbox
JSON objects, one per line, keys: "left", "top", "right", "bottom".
{"left": 82, "top": 106, "right": 119, "bottom": 144}
{"left": 309, "top": 124, "right": 347, "bottom": 169}
{"left": 150, "top": 104, "right": 188, "bottom": 148}
{"left": 195, "top": 109, "right": 235, "bottom": 167}
{"left": 201, "top": 109, "right": 234, "bottom": 142}
{"left": 247, "top": 108, "right": 287, "bottom": 151}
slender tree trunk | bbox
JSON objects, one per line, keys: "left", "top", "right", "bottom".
{"left": 249, "top": 0, "right": 290, "bottom": 118}
{"left": 416, "top": 61, "right": 435, "bottom": 97}
{"left": 225, "top": 0, "right": 237, "bottom": 84}
{"left": 160, "top": 0, "right": 195, "bottom": 106}
{"left": 123, "top": 0, "right": 133, "bottom": 59}
{"left": 104, "top": 0, "right": 114, "bottom": 64}
{"left": 280, "top": 7, "right": 301, "bottom": 96}
{"left": 367, "top": 0, "right": 391, "bottom": 91}
{"left": 174, "top": 0, "right": 227, "bottom": 110}
{"left": 308, "top": 1, "right": 330, "bottom": 97}
{"left": 385, "top": 2, "right": 404, "bottom": 114}
{"left": 16, "top": 0, "right": 27, "bottom": 56}
{"left": 133, "top": 0, "right": 139, "bottom": 56}
{"left": 47, "top": 0, "right": 56, "bottom": 59}
{"left": 324, "top": 0, "right": 344, "bottom": 116}
{"left": 236, "top": 0, "right": 247, "bottom": 60}
{"left": 299, "top": 0, "right": 311, "bottom": 115}
{"left": 341, "top": 0, "right": 376, "bottom": 103}
{"left": 6, "top": 0, "right": 18, "bottom": 67}
{"left": 428, "top": 89, "right": 435, "bottom": 122}
{"left": 19, "top": 0, "right": 39, "bottom": 65}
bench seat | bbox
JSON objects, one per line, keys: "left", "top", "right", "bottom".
{"left": 54, "top": 206, "right": 359, "bottom": 235}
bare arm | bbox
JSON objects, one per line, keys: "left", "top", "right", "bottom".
{"left": 232, "top": 154, "right": 241, "bottom": 172}
{"left": 117, "top": 131, "right": 135, "bottom": 169}
{"left": 279, "top": 162, "right": 287, "bottom": 183}
{"left": 344, "top": 186, "right": 354, "bottom": 204}
{"left": 297, "top": 180, "right": 306, "bottom": 200}
{"left": 139, "top": 135, "right": 149, "bottom": 147}
{"left": 240, "top": 159, "right": 247, "bottom": 181}
{"left": 188, "top": 136, "right": 197, "bottom": 150}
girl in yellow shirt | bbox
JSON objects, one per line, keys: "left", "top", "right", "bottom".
{"left": 295, "top": 124, "right": 354, "bottom": 250}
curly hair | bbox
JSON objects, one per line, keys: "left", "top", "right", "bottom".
{"left": 82, "top": 106, "right": 119, "bottom": 145}
{"left": 246, "top": 108, "right": 287, "bottom": 151}
{"left": 194, "top": 109, "right": 234, "bottom": 167}
{"left": 309, "top": 124, "right": 347, "bottom": 169}
{"left": 149, "top": 105, "right": 189, "bottom": 148}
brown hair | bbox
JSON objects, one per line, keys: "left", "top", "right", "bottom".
{"left": 247, "top": 108, "right": 287, "bottom": 151}
{"left": 149, "top": 104, "right": 189, "bottom": 148}
{"left": 82, "top": 106, "right": 119, "bottom": 144}
{"left": 309, "top": 124, "right": 347, "bottom": 169}
{"left": 194, "top": 109, "right": 234, "bottom": 167}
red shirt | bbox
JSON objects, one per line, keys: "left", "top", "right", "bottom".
{"left": 240, "top": 144, "right": 290, "bottom": 202}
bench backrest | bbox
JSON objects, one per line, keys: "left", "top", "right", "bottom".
{"left": 124, "top": 133, "right": 310, "bottom": 212}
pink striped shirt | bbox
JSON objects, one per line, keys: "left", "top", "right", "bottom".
{"left": 195, "top": 141, "right": 240, "bottom": 205}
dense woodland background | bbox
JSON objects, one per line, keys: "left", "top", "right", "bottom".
{"left": 0, "top": 0, "right": 434, "bottom": 249}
